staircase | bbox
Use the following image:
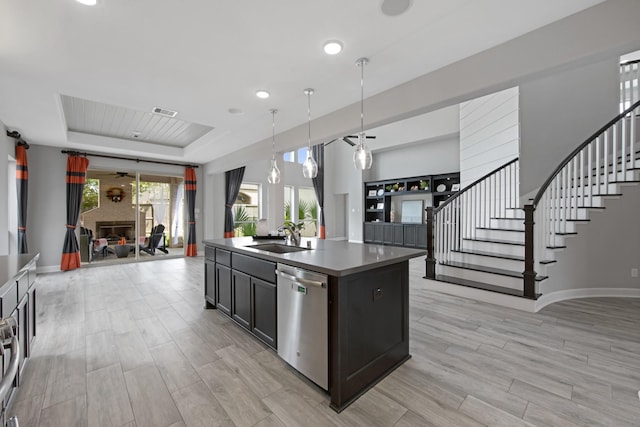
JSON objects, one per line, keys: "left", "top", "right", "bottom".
{"left": 426, "top": 99, "right": 640, "bottom": 306}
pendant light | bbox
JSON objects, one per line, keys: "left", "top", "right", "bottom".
{"left": 354, "top": 57, "right": 373, "bottom": 170}
{"left": 302, "top": 88, "right": 318, "bottom": 179}
{"left": 267, "top": 109, "right": 281, "bottom": 184}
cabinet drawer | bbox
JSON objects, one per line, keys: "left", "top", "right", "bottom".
{"left": 232, "top": 253, "right": 276, "bottom": 283}
{"left": 0, "top": 282, "right": 17, "bottom": 318}
{"left": 215, "top": 249, "right": 231, "bottom": 266}
{"left": 17, "top": 271, "right": 29, "bottom": 301}
{"left": 205, "top": 246, "right": 216, "bottom": 262}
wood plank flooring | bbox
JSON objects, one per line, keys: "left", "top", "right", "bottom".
{"left": 7, "top": 257, "right": 640, "bottom": 426}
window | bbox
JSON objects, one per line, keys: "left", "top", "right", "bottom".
{"left": 81, "top": 178, "right": 100, "bottom": 212}
{"left": 297, "top": 147, "right": 308, "bottom": 164}
{"left": 283, "top": 151, "right": 295, "bottom": 163}
{"left": 234, "top": 183, "right": 260, "bottom": 236}
{"left": 284, "top": 185, "right": 318, "bottom": 237}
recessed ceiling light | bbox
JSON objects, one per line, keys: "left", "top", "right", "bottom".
{"left": 76, "top": 0, "right": 98, "bottom": 5}
{"left": 381, "top": 0, "right": 412, "bottom": 16}
{"left": 256, "top": 90, "right": 270, "bottom": 99}
{"left": 323, "top": 40, "right": 343, "bottom": 55}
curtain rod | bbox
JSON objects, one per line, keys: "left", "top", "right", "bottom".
{"left": 61, "top": 149, "right": 199, "bottom": 168}
{"left": 6, "top": 130, "right": 30, "bottom": 149}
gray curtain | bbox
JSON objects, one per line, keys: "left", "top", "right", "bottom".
{"left": 224, "top": 166, "right": 245, "bottom": 237}
{"left": 311, "top": 144, "right": 325, "bottom": 239}
{"left": 16, "top": 143, "right": 28, "bottom": 253}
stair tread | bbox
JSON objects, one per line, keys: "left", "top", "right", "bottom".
{"left": 452, "top": 248, "right": 524, "bottom": 261}
{"left": 540, "top": 259, "right": 557, "bottom": 264}
{"left": 440, "top": 261, "right": 546, "bottom": 281}
{"left": 555, "top": 232, "right": 577, "bottom": 236}
{"left": 476, "top": 227, "right": 524, "bottom": 233}
{"left": 463, "top": 237, "right": 524, "bottom": 246}
{"left": 434, "top": 275, "right": 539, "bottom": 299}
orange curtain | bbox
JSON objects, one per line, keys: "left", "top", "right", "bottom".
{"left": 60, "top": 154, "right": 90, "bottom": 271}
{"left": 185, "top": 167, "right": 197, "bottom": 256}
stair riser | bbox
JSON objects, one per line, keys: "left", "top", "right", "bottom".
{"left": 490, "top": 218, "right": 525, "bottom": 230}
{"left": 437, "top": 264, "right": 524, "bottom": 291}
{"left": 503, "top": 209, "right": 525, "bottom": 219}
{"left": 475, "top": 228, "right": 524, "bottom": 243}
{"left": 449, "top": 251, "right": 523, "bottom": 271}
{"left": 461, "top": 240, "right": 524, "bottom": 257}
{"left": 547, "top": 196, "right": 606, "bottom": 208}
{"left": 540, "top": 207, "right": 595, "bottom": 220}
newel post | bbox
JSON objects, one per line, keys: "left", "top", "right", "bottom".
{"left": 425, "top": 207, "right": 436, "bottom": 279}
{"left": 523, "top": 204, "right": 536, "bottom": 299}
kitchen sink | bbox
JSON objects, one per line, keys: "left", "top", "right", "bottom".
{"left": 248, "top": 243, "right": 310, "bottom": 254}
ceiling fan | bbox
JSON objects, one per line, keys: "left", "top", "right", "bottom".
{"left": 324, "top": 135, "right": 376, "bottom": 147}
{"left": 112, "top": 171, "right": 135, "bottom": 179}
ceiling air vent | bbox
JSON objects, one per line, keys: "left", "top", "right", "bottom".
{"left": 151, "top": 106, "right": 178, "bottom": 117}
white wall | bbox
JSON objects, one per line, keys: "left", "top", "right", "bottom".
{"left": 0, "top": 121, "right": 10, "bottom": 255}
{"left": 27, "top": 145, "right": 67, "bottom": 269}
{"left": 369, "top": 137, "right": 460, "bottom": 181}
{"left": 520, "top": 58, "right": 619, "bottom": 196}
{"left": 459, "top": 87, "right": 519, "bottom": 188}
{"left": 542, "top": 184, "right": 640, "bottom": 293}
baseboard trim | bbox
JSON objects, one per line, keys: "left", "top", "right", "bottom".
{"left": 421, "top": 278, "right": 537, "bottom": 312}
{"left": 535, "top": 288, "right": 640, "bottom": 311}
{"left": 37, "top": 265, "right": 62, "bottom": 274}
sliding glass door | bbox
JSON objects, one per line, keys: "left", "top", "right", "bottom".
{"left": 80, "top": 169, "right": 184, "bottom": 264}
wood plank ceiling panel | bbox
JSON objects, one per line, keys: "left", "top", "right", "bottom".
{"left": 61, "top": 95, "right": 213, "bottom": 147}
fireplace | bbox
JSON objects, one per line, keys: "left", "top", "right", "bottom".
{"left": 96, "top": 221, "right": 136, "bottom": 243}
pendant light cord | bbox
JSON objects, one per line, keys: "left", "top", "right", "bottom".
{"left": 360, "top": 61, "right": 364, "bottom": 134}
{"left": 356, "top": 58, "right": 369, "bottom": 136}
{"left": 270, "top": 109, "right": 277, "bottom": 161}
{"left": 307, "top": 91, "right": 312, "bottom": 149}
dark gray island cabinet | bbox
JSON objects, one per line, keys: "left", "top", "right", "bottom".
{"left": 204, "top": 237, "right": 424, "bottom": 412}
{"left": 0, "top": 253, "right": 38, "bottom": 421}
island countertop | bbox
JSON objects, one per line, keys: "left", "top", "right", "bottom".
{"left": 1, "top": 253, "right": 39, "bottom": 289}
{"left": 203, "top": 237, "right": 425, "bottom": 277}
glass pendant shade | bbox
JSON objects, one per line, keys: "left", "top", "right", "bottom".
{"left": 353, "top": 58, "right": 373, "bottom": 170}
{"left": 267, "top": 109, "right": 281, "bottom": 184}
{"left": 302, "top": 153, "right": 318, "bottom": 178}
{"left": 268, "top": 158, "right": 281, "bottom": 184}
{"left": 353, "top": 132, "right": 373, "bottom": 170}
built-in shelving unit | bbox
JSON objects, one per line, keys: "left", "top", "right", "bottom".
{"left": 363, "top": 172, "right": 460, "bottom": 248}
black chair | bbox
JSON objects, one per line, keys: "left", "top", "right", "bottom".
{"left": 140, "top": 224, "right": 168, "bottom": 255}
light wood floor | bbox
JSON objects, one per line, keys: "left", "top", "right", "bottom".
{"left": 8, "top": 257, "right": 640, "bottom": 426}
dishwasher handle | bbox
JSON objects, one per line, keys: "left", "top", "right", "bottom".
{"left": 276, "top": 270, "right": 326, "bottom": 288}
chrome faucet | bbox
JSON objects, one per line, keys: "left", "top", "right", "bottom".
{"left": 280, "top": 223, "right": 301, "bottom": 246}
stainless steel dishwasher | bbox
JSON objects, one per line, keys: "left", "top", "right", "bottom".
{"left": 276, "top": 263, "right": 328, "bottom": 390}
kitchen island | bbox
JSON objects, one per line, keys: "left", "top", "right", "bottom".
{"left": 203, "top": 237, "right": 424, "bottom": 412}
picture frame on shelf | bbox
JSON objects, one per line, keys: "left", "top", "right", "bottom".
{"left": 368, "top": 189, "right": 377, "bottom": 197}
{"left": 376, "top": 202, "right": 384, "bottom": 210}
{"left": 451, "top": 183, "right": 460, "bottom": 191}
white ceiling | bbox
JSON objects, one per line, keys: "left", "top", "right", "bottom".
{"left": 0, "top": 0, "right": 605, "bottom": 165}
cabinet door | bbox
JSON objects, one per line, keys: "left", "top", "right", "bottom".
{"left": 251, "top": 278, "right": 276, "bottom": 349}
{"left": 232, "top": 270, "right": 251, "bottom": 330}
{"left": 216, "top": 264, "right": 232, "bottom": 317}
{"left": 205, "top": 259, "right": 216, "bottom": 305}
{"left": 416, "top": 225, "right": 428, "bottom": 249}
{"left": 363, "top": 223, "right": 375, "bottom": 243}
{"left": 393, "top": 224, "right": 404, "bottom": 246}
{"left": 403, "top": 225, "right": 416, "bottom": 247}
{"left": 17, "top": 296, "right": 27, "bottom": 375}
{"left": 373, "top": 223, "right": 384, "bottom": 243}
{"left": 383, "top": 224, "right": 394, "bottom": 245}
{"left": 28, "top": 288, "right": 36, "bottom": 347}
